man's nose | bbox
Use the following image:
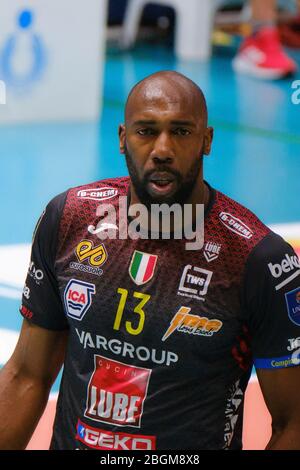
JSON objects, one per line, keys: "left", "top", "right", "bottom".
{"left": 150, "top": 132, "right": 175, "bottom": 164}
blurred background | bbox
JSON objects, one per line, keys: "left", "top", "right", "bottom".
{"left": 0, "top": 0, "right": 299, "bottom": 450}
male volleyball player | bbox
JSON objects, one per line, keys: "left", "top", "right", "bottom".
{"left": 0, "top": 71, "right": 300, "bottom": 450}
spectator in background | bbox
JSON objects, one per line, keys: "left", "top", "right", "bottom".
{"left": 233, "top": 0, "right": 298, "bottom": 79}
{"left": 279, "top": 0, "right": 300, "bottom": 49}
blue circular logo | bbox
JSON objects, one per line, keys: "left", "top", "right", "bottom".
{"left": 0, "top": 8, "right": 47, "bottom": 90}
{"left": 18, "top": 10, "right": 33, "bottom": 30}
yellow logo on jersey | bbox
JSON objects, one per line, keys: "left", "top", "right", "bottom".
{"left": 76, "top": 240, "right": 107, "bottom": 267}
{"left": 162, "top": 307, "right": 223, "bottom": 341}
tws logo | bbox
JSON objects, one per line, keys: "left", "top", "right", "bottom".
{"left": 0, "top": 80, "right": 6, "bottom": 104}
{"left": 291, "top": 80, "right": 300, "bottom": 105}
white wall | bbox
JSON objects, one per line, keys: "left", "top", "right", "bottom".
{"left": 0, "top": 0, "right": 108, "bottom": 123}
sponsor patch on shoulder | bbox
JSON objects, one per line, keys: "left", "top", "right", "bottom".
{"left": 285, "top": 287, "right": 300, "bottom": 326}
{"left": 219, "top": 212, "right": 253, "bottom": 239}
{"left": 77, "top": 187, "right": 118, "bottom": 202}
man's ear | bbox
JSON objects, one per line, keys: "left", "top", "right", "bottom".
{"left": 119, "top": 124, "right": 126, "bottom": 154}
{"left": 203, "top": 127, "right": 214, "bottom": 156}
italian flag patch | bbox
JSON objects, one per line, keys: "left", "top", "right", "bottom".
{"left": 129, "top": 251, "right": 158, "bottom": 286}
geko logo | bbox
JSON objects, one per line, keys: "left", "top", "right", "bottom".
{"left": 77, "top": 187, "right": 118, "bottom": 202}
{"left": 64, "top": 279, "right": 95, "bottom": 321}
{"left": 219, "top": 212, "right": 253, "bottom": 239}
{"left": 76, "top": 420, "right": 156, "bottom": 450}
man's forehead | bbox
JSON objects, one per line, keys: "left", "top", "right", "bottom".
{"left": 126, "top": 79, "right": 201, "bottom": 121}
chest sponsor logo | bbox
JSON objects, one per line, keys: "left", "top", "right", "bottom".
{"left": 75, "top": 329, "right": 179, "bottom": 366}
{"left": 285, "top": 287, "right": 300, "bottom": 326}
{"left": 178, "top": 265, "right": 212, "bottom": 301}
{"left": 129, "top": 251, "right": 158, "bottom": 286}
{"left": 268, "top": 254, "right": 300, "bottom": 291}
{"left": 77, "top": 187, "right": 118, "bottom": 202}
{"left": 76, "top": 240, "right": 107, "bottom": 266}
{"left": 219, "top": 212, "right": 253, "bottom": 239}
{"left": 64, "top": 279, "right": 95, "bottom": 321}
{"left": 203, "top": 241, "right": 221, "bottom": 263}
{"left": 162, "top": 306, "right": 223, "bottom": 341}
{"left": 85, "top": 355, "right": 151, "bottom": 428}
{"left": 76, "top": 419, "right": 156, "bottom": 450}
{"left": 70, "top": 240, "right": 107, "bottom": 276}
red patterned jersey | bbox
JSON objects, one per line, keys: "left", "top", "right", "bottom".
{"left": 20, "top": 177, "right": 300, "bottom": 450}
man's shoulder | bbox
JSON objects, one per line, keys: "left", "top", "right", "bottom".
{"left": 209, "top": 187, "right": 298, "bottom": 280}
{"left": 213, "top": 187, "right": 270, "bottom": 246}
{"left": 49, "top": 177, "right": 130, "bottom": 253}
{"left": 50, "top": 176, "right": 130, "bottom": 213}
{"left": 46, "top": 176, "right": 129, "bottom": 228}
{"left": 46, "top": 176, "right": 130, "bottom": 213}
{"left": 68, "top": 176, "right": 130, "bottom": 202}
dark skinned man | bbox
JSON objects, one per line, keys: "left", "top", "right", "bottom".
{"left": 0, "top": 71, "right": 300, "bottom": 450}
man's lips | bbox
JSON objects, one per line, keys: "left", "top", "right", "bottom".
{"left": 147, "top": 172, "right": 177, "bottom": 195}
{"left": 148, "top": 172, "right": 176, "bottom": 185}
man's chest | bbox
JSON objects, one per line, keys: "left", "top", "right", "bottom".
{"left": 55, "top": 233, "right": 245, "bottom": 364}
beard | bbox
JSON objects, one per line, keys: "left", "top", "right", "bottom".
{"left": 124, "top": 146, "right": 203, "bottom": 209}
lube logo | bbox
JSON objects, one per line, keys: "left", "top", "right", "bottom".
{"left": 268, "top": 254, "right": 300, "bottom": 278}
{"left": 85, "top": 356, "right": 151, "bottom": 428}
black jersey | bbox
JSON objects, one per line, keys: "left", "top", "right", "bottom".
{"left": 20, "top": 177, "right": 300, "bottom": 450}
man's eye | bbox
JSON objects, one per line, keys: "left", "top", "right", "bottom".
{"left": 173, "top": 128, "right": 191, "bottom": 136}
{"left": 137, "top": 128, "right": 155, "bottom": 136}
